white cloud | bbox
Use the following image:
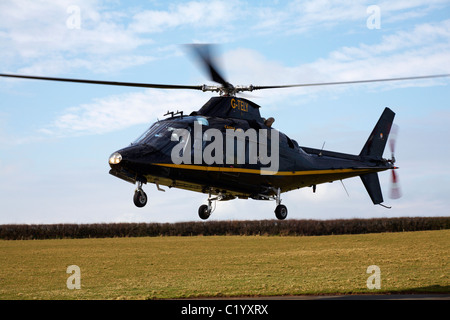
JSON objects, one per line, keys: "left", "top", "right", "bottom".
{"left": 40, "top": 89, "right": 211, "bottom": 137}
{"left": 129, "top": 0, "right": 239, "bottom": 33}
{"left": 225, "top": 19, "right": 450, "bottom": 95}
{"left": 36, "top": 18, "right": 450, "bottom": 138}
{"left": 0, "top": 0, "right": 152, "bottom": 75}
{"left": 336, "top": 19, "right": 450, "bottom": 59}
{"left": 2, "top": 0, "right": 449, "bottom": 77}
{"left": 314, "top": 20, "right": 450, "bottom": 84}
{"left": 16, "top": 55, "right": 156, "bottom": 75}
{"left": 249, "top": 0, "right": 450, "bottom": 34}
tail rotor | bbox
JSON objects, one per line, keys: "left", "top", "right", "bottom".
{"left": 388, "top": 124, "right": 401, "bottom": 199}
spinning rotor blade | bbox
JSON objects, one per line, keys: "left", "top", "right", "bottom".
{"left": 253, "top": 74, "right": 450, "bottom": 91}
{"left": 390, "top": 169, "right": 401, "bottom": 200}
{"left": 187, "top": 44, "right": 233, "bottom": 89}
{"left": 389, "top": 124, "right": 399, "bottom": 159}
{"left": 388, "top": 124, "right": 401, "bottom": 200}
{"left": 0, "top": 73, "right": 204, "bottom": 90}
{"left": 2, "top": 72, "right": 449, "bottom": 93}
{"left": 2, "top": 40, "right": 449, "bottom": 95}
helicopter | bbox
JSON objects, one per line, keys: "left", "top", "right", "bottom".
{"left": 1, "top": 45, "right": 449, "bottom": 220}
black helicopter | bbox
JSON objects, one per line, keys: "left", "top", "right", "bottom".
{"left": 1, "top": 45, "right": 449, "bottom": 220}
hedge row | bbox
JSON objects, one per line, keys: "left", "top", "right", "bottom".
{"left": 0, "top": 217, "right": 449, "bottom": 240}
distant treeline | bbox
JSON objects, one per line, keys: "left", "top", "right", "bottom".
{"left": 0, "top": 217, "right": 449, "bottom": 240}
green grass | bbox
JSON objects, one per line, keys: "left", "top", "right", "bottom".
{"left": 0, "top": 230, "right": 448, "bottom": 299}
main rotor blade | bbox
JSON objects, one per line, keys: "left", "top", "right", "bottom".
{"left": 187, "top": 44, "right": 232, "bottom": 88}
{"left": 3, "top": 72, "right": 449, "bottom": 93}
{"left": 0, "top": 73, "right": 204, "bottom": 90}
{"left": 253, "top": 74, "right": 450, "bottom": 90}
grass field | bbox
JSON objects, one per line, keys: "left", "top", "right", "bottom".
{"left": 0, "top": 230, "right": 448, "bottom": 299}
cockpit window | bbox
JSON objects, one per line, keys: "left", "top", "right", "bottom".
{"left": 132, "top": 116, "right": 209, "bottom": 146}
{"left": 132, "top": 122, "right": 186, "bottom": 145}
{"left": 132, "top": 123, "right": 160, "bottom": 145}
{"left": 194, "top": 116, "right": 209, "bottom": 126}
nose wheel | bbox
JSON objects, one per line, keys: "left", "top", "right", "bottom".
{"left": 133, "top": 181, "right": 147, "bottom": 208}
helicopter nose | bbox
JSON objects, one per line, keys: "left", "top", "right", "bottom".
{"left": 109, "top": 152, "right": 122, "bottom": 165}
{"left": 109, "top": 144, "right": 158, "bottom": 170}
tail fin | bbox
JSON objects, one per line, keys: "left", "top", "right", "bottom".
{"left": 359, "top": 107, "right": 395, "bottom": 160}
{"left": 360, "top": 173, "right": 384, "bottom": 205}
{"left": 359, "top": 108, "right": 396, "bottom": 205}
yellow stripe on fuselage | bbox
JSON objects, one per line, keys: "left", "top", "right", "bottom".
{"left": 152, "top": 163, "right": 378, "bottom": 176}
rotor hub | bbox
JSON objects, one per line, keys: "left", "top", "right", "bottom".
{"left": 201, "top": 84, "right": 255, "bottom": 96}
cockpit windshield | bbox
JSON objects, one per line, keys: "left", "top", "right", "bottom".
{"left": 132, "top": 116, "right": 209, "bottom": 146}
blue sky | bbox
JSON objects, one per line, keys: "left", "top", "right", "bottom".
{"left": 1, "top": 0, "right": 449, "bottom": 224}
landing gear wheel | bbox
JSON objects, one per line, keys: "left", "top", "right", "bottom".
{"left": 275, "top": 204, "right": 288, "bottom": 220}
{"left": 133, "top": 189, "right": 147, "bottom": 208}
{"left": 198, "top": 204, "right": 211, "bottom": 220}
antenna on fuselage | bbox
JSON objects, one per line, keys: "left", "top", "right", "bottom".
{"left": 319, "top": 141, "right": 326, "bottom": 157}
